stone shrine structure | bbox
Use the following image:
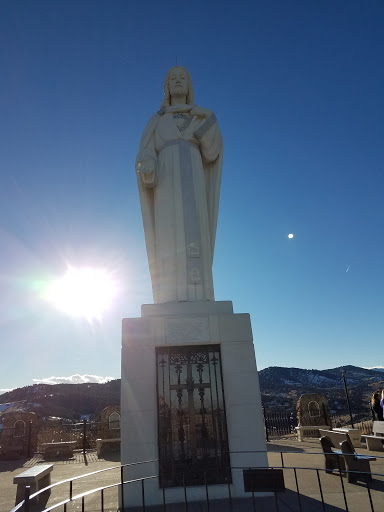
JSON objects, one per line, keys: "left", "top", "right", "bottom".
{"left": 0, "top": 411, "right": 38, "bottom": 459}
{"left": 296, "top": 393, "right": 331, "bottom": 427}
{"left": 121, "top": 67, "right": 268, "bottom": 509}
{"left": 96, "top": 406, "right": 121, "bottom": 458}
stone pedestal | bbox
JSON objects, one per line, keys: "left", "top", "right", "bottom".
{"left": 120, "top": 301, "right": 268, "bottom": 509}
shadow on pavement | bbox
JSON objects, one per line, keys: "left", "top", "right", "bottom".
{"left": 267, "top": 443, "right": 305, "bottom": 453}
{"left": 276, "top": 489, "right": 350, "bottom": 511}
{"left": 122, "top": 492, "right": 349, "bottom": 511}
{"left": 100, "top": 452, "right": 120, "bottom": 462}
{"left": 0, "top": 458, "right": 28, "bottom": 473}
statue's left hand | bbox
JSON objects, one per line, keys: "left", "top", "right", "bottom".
{"left": 190, "top": 106, "right": 212, "bottom": 118}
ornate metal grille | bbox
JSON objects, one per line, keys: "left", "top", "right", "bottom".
{"left": 156, "top": 344, "right": 231, "bottom": 487}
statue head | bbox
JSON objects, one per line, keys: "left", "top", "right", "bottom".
{"left": 162, "top": 66, "right": 194, "bottom": 106}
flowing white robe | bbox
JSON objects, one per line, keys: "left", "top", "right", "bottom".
{"left": 136, "top": 108, "right": 223, "bottom": 303}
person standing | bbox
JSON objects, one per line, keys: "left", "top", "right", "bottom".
{"left": 380, "top": 390, "right": 384, "bottom": 418}
{"left": 371, "top": 390, "right": 384, "bottom": 421}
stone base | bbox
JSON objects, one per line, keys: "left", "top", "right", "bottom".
{"left": 120, "top": 301, "right": 269, "bottom": 508}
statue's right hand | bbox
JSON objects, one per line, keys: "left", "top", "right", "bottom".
{"left": 137, "top": 159, "right": 155, "bottom": 175}
{"left": 137, "top": 159, "right": 157, "bottom": 187}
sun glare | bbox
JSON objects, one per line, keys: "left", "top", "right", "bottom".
{"left": 45, "top": 267, "right": 118, "bottom": 320}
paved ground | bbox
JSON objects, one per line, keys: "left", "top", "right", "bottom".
{"left": 1, "top": 438, "right": 383, "bottom": 512}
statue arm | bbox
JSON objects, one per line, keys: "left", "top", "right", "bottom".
{"left": 194, "top": 112, "right": 222, "bottom": 163}
{"left": 135, "top": 114, "right": 159, "bottom": 188}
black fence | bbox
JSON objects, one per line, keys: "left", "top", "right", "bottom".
{"left": 262, "top": 409, "right": 374, "bottom": 440}
{"left": 0, "top": 419, "right": 120, "bottom": 459}
{"left": 0, "top": 413, "right": 375, "bottom": 460}
{"left": 263, "top": 410, "right": 297, "bottom": 440}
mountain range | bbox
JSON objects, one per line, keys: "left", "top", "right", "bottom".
{"left": 1, "top": 365, "right": 383, "bottom": 422}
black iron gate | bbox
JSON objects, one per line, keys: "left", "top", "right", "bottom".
{"left": 156, "top": 344, "right": 231, "bottom": 487}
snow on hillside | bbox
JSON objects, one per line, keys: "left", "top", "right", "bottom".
{"left": 0, "top": 402, "right": 16, "bottom": 413}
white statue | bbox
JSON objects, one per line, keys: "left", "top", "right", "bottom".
{"left": 136, "top": 66, "right": 223, "bottom": 303}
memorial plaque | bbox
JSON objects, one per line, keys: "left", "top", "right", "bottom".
{"left": 166, "top": 317, "right": 210, "bottom": 344}
{"left": 243, "top": 469, "right": 285, "bottom": 493}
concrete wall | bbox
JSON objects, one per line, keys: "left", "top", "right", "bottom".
{"left": 120, "top": 301, "right": 268, "bottom": 508}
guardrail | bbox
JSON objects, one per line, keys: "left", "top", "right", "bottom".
{"left": 9, "top": 450, "right": 384, "bottom": 512}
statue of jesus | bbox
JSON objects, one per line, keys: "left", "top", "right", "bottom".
{"left": 136, "top": 66, "right": 223, "bottom": 303}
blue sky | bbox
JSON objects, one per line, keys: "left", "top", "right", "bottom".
{"left": 1, "top": 1, "right": 383, "bottom": 391}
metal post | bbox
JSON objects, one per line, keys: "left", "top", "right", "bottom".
{"left": 141, "top": 478, "right": 146, "bottom": 512}
{"left": 23, "top": 486, "right": 31, "bottom": 512}
{"left": 83, "top": 418, "right": 87, "bottom": 454}
{"left": 27, "top": 421, "right": 32, "bottom": 458}
{"left": 120, "top": 465, "right": 125, "bottom": 510}
{"left": 293, "top": 468, "right": 302, "bottom": 512}
{"left": 204, "top": 472, "right": 210, "bottom": 512}
{"left": 322, "top": 403, "right": 329, "bottom": 428}
{"left": 183, "top": 473, "right": 188, "bottom": 512}
{"left": 341, "top": 370, "right": 354, "bottom": 428}
{"left": 262, "top": 407, "right": 269, "bottom": 442}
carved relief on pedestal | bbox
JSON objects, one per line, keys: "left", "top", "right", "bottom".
{"left": 166, "top": 317, "right": 210, "bottom": 344}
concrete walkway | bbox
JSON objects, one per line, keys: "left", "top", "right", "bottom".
{"left": 1, "top": 438, "right": 383, "bottom": 512}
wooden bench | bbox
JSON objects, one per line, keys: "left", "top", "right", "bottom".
{"left": 295, "top": 425, "right": 329, "bottom": 442}
{"left": 340, "top": 440, "right": 376, "bottom": 483}
{"left": 41, "top": 441, "right": 76, "bottom": 458}
{"left": 320, "top": 436, "right": 345, "bottom": 473}
{"left": 319, "top": 429, "right": 350, "bottom": 449}
{"left": 319, "top": 431, "right": 376, "bottom": 482}
{"left": 332, "top": 427, "right": 362, "bottom": 448}
{"left": 13, "top": 464, "right": 53, "bottom": 505}
{"left": 362, "top": 421, "right": 384, "bottom": 451}
{"left": 96, "top": 438, "right": 120, "bottom": 457}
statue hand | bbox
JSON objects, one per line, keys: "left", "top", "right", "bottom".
{"left": 190, "top": 106, "right": 212, "bottom": 118}
{"left": 137, "top": 159, "right": 157, "bottom": 187}
{"left": 137, "top": 159, "right": 155, "bottom": 175}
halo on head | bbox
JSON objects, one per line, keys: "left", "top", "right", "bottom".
{"left": 162, "top": 66, "right": 194, "bottom": 107}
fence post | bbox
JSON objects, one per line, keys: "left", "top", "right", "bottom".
{"left": 341, "top": 369, "right": 354, "bottom": 428}
{"left": 322, "top": 403, "right": 330, "bottom": 428}
{"left": 262, "top": 407, "right": 269, "bottom": 442}
{"left": 83, "top": 418, "right": 87, "bottom": 454}
{"left": 27, "top": 420, "right": 32, "bottom": 458}
{"left": 24, "top": 485, "right": 31, "bottom": 512}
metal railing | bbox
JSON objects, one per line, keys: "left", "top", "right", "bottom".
{"left": 263, "top": 409, "right": 297, "bottom": 439}
{"left": 9, "top": 450, "right": 384, "bottom": 512}
{"left": 262, "top": 410, "right": 375, "bottom": 440}
{"left": 0, "top": 419, "right": 121, "bottom": 458}
{"left": 0, "top": 415, "right": 375, "bottom": 456}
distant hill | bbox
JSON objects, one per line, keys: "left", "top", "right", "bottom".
{"left": 259, "top": 365, "right": 384, "bottom": 420}
{"left": 0, "top": 380, "right": 120, "bottom": 420}
{"left": 1, "top": 365, "right": 383, "bottom": 421}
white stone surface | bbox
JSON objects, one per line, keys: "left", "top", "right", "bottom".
{"left": 141, "top": 300, "right": 233, "bottom": 317}
{"left": 136, "top": 67, "right": 223, "bottom": 303}
{"left": 166, "top": 316, "right": 210, "bottom": 343}
{"left": 121, "top": 302, "right": 269, "bottom": 508}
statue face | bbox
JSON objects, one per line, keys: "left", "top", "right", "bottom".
{"left": 168, "top": 68, "right": 188, "bottom": 98}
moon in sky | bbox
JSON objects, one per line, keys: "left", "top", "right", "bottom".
{"left": 45, "top": 266, "right": 118, "bottom": 320}
{"left": 288, "top": 233, "right": 294, "bottom": 239}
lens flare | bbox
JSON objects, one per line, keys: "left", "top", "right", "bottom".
{"left": 45, "top": 266, "right": 118, "bottom": 320}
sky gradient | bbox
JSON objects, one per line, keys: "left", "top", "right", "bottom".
{"left": 1, "top": 1, "right": 383, "bottom": 391}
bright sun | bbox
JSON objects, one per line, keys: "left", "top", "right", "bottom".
{"left": 45, "top": 267, "right": 118, "bottom": 319}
